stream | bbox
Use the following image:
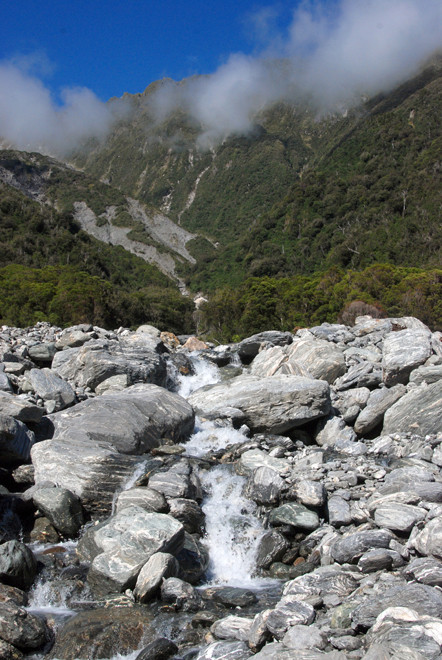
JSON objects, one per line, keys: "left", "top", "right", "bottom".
{"left": 21, "top": 352, "right": 281, "bottom": 659}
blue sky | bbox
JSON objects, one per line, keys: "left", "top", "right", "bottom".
{"left": 1, "top": 0, "right": 298, "bottom": 100}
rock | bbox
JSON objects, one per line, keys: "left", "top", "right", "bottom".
{"left": 160, "top": 577, "right": 201, "bottom": 611}
{"left": 357, "top": 548, "right": 396, "bottom": 572}
{"left": 115, "top": 487, "right": 168, "bottom": 514}
{"left": 52, "top": 335, "right": 167, "bottom": 391}
{"left": 188, "top": 374, "right": 331, "bottom": 434}
{"left": 0, "top": 541, "right": 37, "bottom": 591}
{"left": 354, "top": 385, "right": 406, "bottom": 435}
{"left": 255, "top": 531, "right": 290, "bottom": 569}
{"left": 148, "top": 461, "right": 201, "bottom": 501}
{"left": 211, "top": 615, "right": 253, "bottom": 641}
{"left": 248, "top": 609, "right": 272, "bottom": 651}
{"left": 168, "top": 498, "right": 204, "bottom": 534}
{"left": 182, "top": 337, "right": 209, "bottom": 351}
{"left": 382, "top": 380, "right": 442, "bottom": 436}
{"left": 210, "top": 587, "right": 258, "bottom": 608}
{"left": 294, "top": 480, "right": 326, "bottom": 507}
{"left": 55, "top": 328, "right": 94, "bottom": 349}
{"left": 269, "top": 502, "right": 320, "bottom": 531}
{"left": 409, "top": 364, "right": 442, "bottom": 385}
{"left": 0, "top": 392, "right": 43, "bottom": 424}
{"left": 0, "top": 638, "right": 24, "bottom": 659}
{"left": 135, "top": 637, "right": 178, "bottom": 660}
{"left": 249, "top": 345, "right": 310, "bottom": 379}
{"left": 94, "top": 373, "right": 128, "bottom": 394}
{"left": 331, "top": 529, "right": 393, "bottom": 564}
{"left": 237, "top": 332, "right": 293, "bottom": 362}
{"left": 0, "top": 601, "right": 48, "bottom": 651}
{"left": 278, "top": 336, "right": 346, "bottom": 384}
{"left": 81, "top": 507, "right": 184, "bottom": 595}
{"left": 0, "top": 415, "right": 35, "bottom": 465}
{"left": 238, "top": 449, "right": 290, "bottom": 476}
{"left": 382, "top": 329, "right": 432, "bottom": 386}
{"left": 352, "top": 583, "right": 442, "bottom": 630}
{"left": 47, "top": 607, "right": 154, "bottom": 660}
{"left": 403, "top": 557, "right": 442, "bottom": 586}
{"left": 27, "top": 342, "right": 56, "bottom": 364}
{"left": 195, "top": 641, "right": 252, "bottom": 660}
{"left": 327, "top": 496, "right": 352, "bottom": 527}
{"left": 334, "top": 362, "right": 382, "bottom": 391}
{"left": 246, "top": 467, "right": 285, "bottom": 505}
{"left": 0, "top": 584, "right": 28, "bottom": 607}
{"left": 411, "top": 515, "right": 442, "bottom": 558}
{"left": 174, "top": 532, "right": 209, "bottom": 584}
{"left": 283, "top": 566, "right": 359, "bottom": 600}
{"left": 0, "top": 371, "right": 13, "bottom": 393}
{"left": 365, "top": 607, "right": 442, "bottom": 660}
{"left": 315, "top": 416, "right": 365, "bottom": 455}
{"left": 266, "top": 597, "right": 316, "bottom": 639}
{"left": 133, "top": 552, "right": 179, "bottom": 602}
{"left": 28, "top": 368, "right": 76, "bottom": 412}
{"left": 373, "top": 502, "right": 426, "bottom": 533}
{"left": 31, "top": 486, "right": 84, "bottom": 537}
{"left": 282, "top": 623, "right": 327, "bottom": 650}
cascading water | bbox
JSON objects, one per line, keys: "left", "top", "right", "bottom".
{"left": 176, "top": 352, "right": 221, "bottom": 398}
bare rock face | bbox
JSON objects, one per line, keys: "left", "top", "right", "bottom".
{"left": 188, "top": 374, "right": 331, "bottom": 433}
{"left": 382, "top": 328, "right": 432, "bottom": 386}
{"left": 382, "top": 380, "right": 442, "bottom": 436}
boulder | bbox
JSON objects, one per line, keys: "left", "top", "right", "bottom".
{"left": 47, "top": 607, "right": 155, "bottom": 660}
{"left": 382, "top": 380, "right": 442, "bottom": 436}
{"left": 135, "top": 637, "right": 178, "bottom": 660}
{"left": 331, "top": 529, "right": 393, "bottom": 564}
{"left": 51, "top": 335, "right": 167, "bottom": 391}
{"left": 211, "top": 616, "right": 253, "bottom": 642}
{"left": 382, "top": 328, "right": 432, "bottom": 386}
{"left": 266, "top": 597, "right": 316, "bottom": 639}
{"left": 255, "top": 531, "right": 289, "bottom": 569}
{"left": 32, "top": 486, "right": 84, "bottom": 537}
{"left": 27, "top": 342, "right": 56, "bottom": 364}
{"left": 133, "top": 552, "right": 179, "bottom": 602}
{"left": 373, "top": 502, "right": 426, "bottom": 534}
{"left": 0, "top": 601, "right": 48, "bottom": 651}
{"left": 0, "top": 541, "right": 37, "bottom": 591}
{"left": 246, "top": 467, "right": 285, "bottom": 505}
{"left": 28, "top": 368, "right": 76, "bottom": 412}
{"left": 0, "top": 392, "right": 43, "bottom": 424}
{"left": 115, "top": 487, "right": 168, "bottom": 514}
{"left": 237, "top": 332, "right": 292, "bottom": 362}
{"left": 354, "top": 385, "right": 406, "bottom": 435}
{"left": 160, "top": 577, "right": 201, "bottom": 611}
{"left": 188, "top": 375, "right": 331, "bottom": 434}
{"left": 411, "top": 515, "right": 442, "bottom": 559}
{"left": 194, "top": 641, "right": 252, "bottom": 660}
{"left": 0, "top": 415, "right": 35, "bottom": 466}
{"left": 269, "top": 503, "right": 320, "bottom": 531}
{"left": 293, "top": 480, "right": 326, "bottom": 507}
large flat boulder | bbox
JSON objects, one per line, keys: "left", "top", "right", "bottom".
{"left": 188, "top": 374, "right": 330, "bottom": 434}
{"left": 382, "top": 328, "right": 432, "bottom": 386}
{"left": 51, "top": 335, "right": 167, "bottom": 391}
{"left": 382, "top": 380, "right": 442, "bottom": 436}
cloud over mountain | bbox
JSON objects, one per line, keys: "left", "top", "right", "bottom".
{"left": 1, "top": 0, "right": 441, "bottom": 155}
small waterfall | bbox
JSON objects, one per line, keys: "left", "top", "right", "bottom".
{"left": 184, "top": 418, "right": 248, "bottom": 458}
{"left": 200, "top": 465, "right": 268, "bottom": 588}
{"left": 177, "top": 353, "right": 220, "bottom": 398}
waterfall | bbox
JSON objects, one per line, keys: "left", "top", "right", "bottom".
{"left": 176, "top": 353, "right": 221, "bottom": 398}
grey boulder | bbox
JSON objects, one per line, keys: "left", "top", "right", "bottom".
{"left": 32, "top": 487, "right": 84, "bottom": 537}
{"left": 382, "top": 380, "right": 442, "bottom": 436}
{"left": 382, "top": 328, "right": 432, "bottom": 386}
{"left": 188, "top": 374, "right": 331, "bottom": 434}
{"left": 28, "top": 368, "right": 76, "bottom": 412}
{"left": 0, "top": 415, "right": 35, "bottom": 465}
{"left": 0, "top": 541, "right": 37, "bottom": 591}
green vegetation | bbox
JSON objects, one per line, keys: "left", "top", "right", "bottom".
{"left": 200, "top": 264, "right": 442, "bottom": 342}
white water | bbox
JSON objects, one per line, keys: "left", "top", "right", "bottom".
{"left": 184, "top": 418, "right": 248, "bottom": 458}
{"left": 176, "top": 352, "right": 221, "bottom": 398}
{"left": 200, "top": 465, "right": 269, "bottom": 588}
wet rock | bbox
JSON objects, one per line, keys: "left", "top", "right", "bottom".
{"left": 255, "top": 531, "right": 290, "bottom": 570}
{"left": 0, "top": 638, "right": 24, "bottom": 660}
{"left": 246, "top": 466, "right": 285, "bottom": 505}
{"left": 168, "top": 498, "right": 204, "bottom": 533}
{"left": 210, "top": 587, "right": 258, "bottom": 609}
{"left": 269, "top": 502, "right": 320, "bottom": 531}
{"left": 175, "top": 532, "right": 209, "bottom": 584}
{"left": 47, "top": 607, "right": 154, "bottom": 660}
{"left": 135, "top": 637, "right": 178, "bottom": 660}
{"left": 0, "top": 392, "right": 43, "bottom": 424}
{"left": 82, "top": 507, "right": 184, "bottom": 595}
{"left": 331, "top": 529, "right": 393, "bottom": 564}
{"left": 188, "top": 374, "right": 331, "bottom": 434}
{"left": 354, "top": 385, "right": 406, "bottom": 435}
{"left": 382, "top": 380, "right": 442, "bottom": 435}
{"left": 133, "top": 552, "right": 179, "bottom": 603}
{"left": 352, "top": 583, "right": 442, "bottom": 630}
{"left": 0, "top": 415, "right": 35, "bottom": 465}
{"left": 0, "top": 601, "right": 49, "bottom": 651}
{"left": 211, "top": 615, "right": 253, "bottom": 641}
{"left": 0, "top": 541, "right": 37, "bottom": 591}
{"left": 32, "top": 486, "right": 84, "bottom": 537}
{"left": 0, "top": 584, "right": 27, "bottom": 607}
{"left": 160, "top": 577, "right": 201, "bottom": 611}
{"left": 382, "top": 328, "right": 432, "bottom": 386}
{"left": 28, "top": 368, "right": 76, "bottom": 412}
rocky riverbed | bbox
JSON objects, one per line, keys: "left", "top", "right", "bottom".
{"left": 0, "top": 315, "right": 441, "bottom": 659}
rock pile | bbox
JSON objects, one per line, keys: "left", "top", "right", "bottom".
{"left": 0, "top": 315, "right": 440, "bottom": 659}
